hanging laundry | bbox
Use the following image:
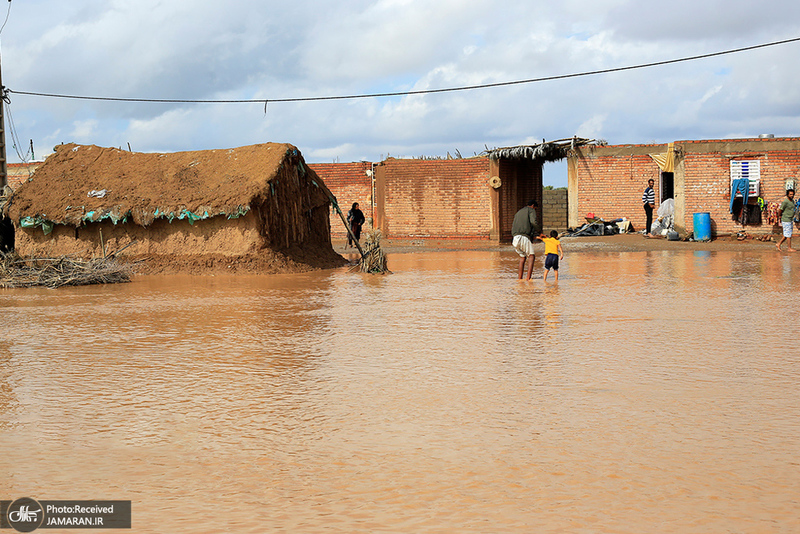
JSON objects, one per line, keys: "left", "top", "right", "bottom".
{"left": 730, "top": 178, "right": 750, "bottom": 213}
{"left": 731, "top": 197, "right": 744, "bottom": 223}
{"left": 765, "top": 201, "right": 781, "bottom": 225}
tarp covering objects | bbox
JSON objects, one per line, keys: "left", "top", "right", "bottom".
{"left": 566, "top": 217, "right": 630, "bottom": 237}
{"left": 650, "top": 198, "right": 675, "bottom": 235}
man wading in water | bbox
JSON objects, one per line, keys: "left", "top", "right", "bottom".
{"left": 777, "top": 189, "right": 797, "bottom": 252}
{"left": 511, "top": 199, "right": 539, "bottom": 280}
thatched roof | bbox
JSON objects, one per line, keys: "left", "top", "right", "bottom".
{"left": 484, "top": 137, "right": 603, "bottom": 162}
{"left": 6, "top": 142, "right": 332, "bottom": 233}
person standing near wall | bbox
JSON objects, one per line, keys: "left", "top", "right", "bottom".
{"left": 346, "top": 202, "right": 365, "bottom": 248}
{"left": 512, "top": 199, "right": 539, "bottom": 280}
{"left": 777, "top": 189, "right": 796, "bottom": 252}
{"left": 642, "top": 178, "right": 656, "bottom": 237}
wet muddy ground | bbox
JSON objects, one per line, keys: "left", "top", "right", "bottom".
{"left": 1, "top": 237, "right": 798, "bottom": 533}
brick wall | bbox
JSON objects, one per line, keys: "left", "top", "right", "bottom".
{"left": 571, "top": 144, "right": 662, "bottom": 232}
{"left": 308, "top": 162, "right": 373, "bottom": 239}
{"left": 5, "top": 162, "right": 42, "bottom": 189}
{"left": 542, "top": 189, "right": 568, "bottom": 232}
{"left": 376, "top": 157, "right": 492, "bottom": 238}
{"left": 571, "top": 138, "right": 800, "bottom": 236}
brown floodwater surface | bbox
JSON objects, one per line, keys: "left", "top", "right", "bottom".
{"left": 1, "top": 249, "right": 798, "bottom": 533}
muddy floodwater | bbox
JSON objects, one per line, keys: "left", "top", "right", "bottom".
{"left": 1, "top": 248, "right": 799, "bottom": 533}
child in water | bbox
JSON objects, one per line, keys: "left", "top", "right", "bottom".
{"left": 541, "top": 230, "right": 564, "bottom": 282}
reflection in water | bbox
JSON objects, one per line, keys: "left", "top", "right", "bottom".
{"left": 0, "top": 249, "right": 798, "bottom": 533}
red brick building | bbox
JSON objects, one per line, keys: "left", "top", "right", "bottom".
{"left": 308, "top": 161, "right": 374, "bottom": 240}
{"left": 311, "top": 154, "right": 546, "bottom": 242}
{"left": 568, "top": 137, "right": 800, "bottom": 236}
{"left": 6, "top": 161, "right": 41, "bottom": 189}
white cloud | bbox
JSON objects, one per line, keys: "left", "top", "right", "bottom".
{"left": 70, "top": 119, "right": 99, "bottom": 141}
{"left": 576, "top": 115, "right": 607, "bottom": 140}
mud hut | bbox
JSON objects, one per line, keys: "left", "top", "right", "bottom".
{"left": 5, "top": 143, "right": 346, "bottom": 273}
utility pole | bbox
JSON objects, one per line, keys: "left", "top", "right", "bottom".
{"left": 0, "top": 52, "right": 7, "bottom": 189}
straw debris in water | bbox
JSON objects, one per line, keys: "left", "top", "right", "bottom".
{"left": 353, "top": 230, "right": 390, "bottom": 274}
{"left": 0, "top": 252, "right": 134, "bottom": 289}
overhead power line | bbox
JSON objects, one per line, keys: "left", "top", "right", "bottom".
{"left": 5, "top": 36, "right": 800, "bottom": 105}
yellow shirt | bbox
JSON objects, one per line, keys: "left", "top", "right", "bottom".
{"left": 543, "top": 237, "right": 560, "bottom": 255}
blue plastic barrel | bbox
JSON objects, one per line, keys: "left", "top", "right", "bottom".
{"left": 693, "top": 212, "right": 711, "bottom": 241}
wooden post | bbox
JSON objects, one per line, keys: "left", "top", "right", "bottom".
{"left": 326, "top": 192, "right": 365, "bottom": 256}
{"left": 333, "top": 201, "right": 365, "bottom": 257}
{"left": 0, "top": 53, "right": 7, "bottom": 189}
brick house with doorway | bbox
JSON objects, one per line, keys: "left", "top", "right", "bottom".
{"left": 311, "top": 139, "right": 587, "bottom": 242}
{"left": 313, "top": 155, "right": 552, "bottom": 242}
{"left": 567, "top": 137, "right": 800, "bottom": 236}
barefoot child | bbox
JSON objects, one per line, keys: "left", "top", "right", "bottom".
{"left": 541, "top": 230, "right": 564, "bottom": 281}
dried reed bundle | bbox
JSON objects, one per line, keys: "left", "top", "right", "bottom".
{"left": 353, "top": 230, "right": 390, "bottom": 274}
{"left": 0, "top": 252, "right": 133, "bottom": 289}
{"left": 484, "top": 137, "right": 603, "bottom": 162}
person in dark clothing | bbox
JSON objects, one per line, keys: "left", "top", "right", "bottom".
{"left": 346, "top": 202, "right": 365, "bottom": 248}
{"left": 642, "top": 178, "right": 656, "bottom": 237}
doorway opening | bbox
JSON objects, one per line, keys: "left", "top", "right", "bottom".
{"left": 660, "top": 172, "right": 674, "bottom": 202}
{"left": 0, "top": 216, "right": 14, "bottom": 253}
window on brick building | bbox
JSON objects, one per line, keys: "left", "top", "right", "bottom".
{"left": 730, "top": 160, "right": 761, "bottom": 197}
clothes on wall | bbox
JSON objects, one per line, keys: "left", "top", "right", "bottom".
{"left": 765, "top": 201, "right": 781, "bottom": 225}
{"left": 730, "top": 178, "right": 750, "bottom": 213}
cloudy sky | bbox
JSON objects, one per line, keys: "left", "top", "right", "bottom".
{"left": 2, "top": 0, "right": 800, "bottom": 186}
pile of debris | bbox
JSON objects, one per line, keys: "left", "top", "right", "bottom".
{"left": 354, "top": 230, "right": 390, "bottom": 274}
{"left": 565, "top": 216, "right": 632, "bottom": 237}
{"left": 0, "top": 252, "right": 133, "bottom": 289}
{"left": 565, "top": 199, "right": 680, "bottom": 239}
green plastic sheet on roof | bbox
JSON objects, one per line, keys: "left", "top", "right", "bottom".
{"left": 20, "top": 216, "right": 54, "bottom": 235}
{"left": 81, "top": 210, "right": 129, "bottom": 225}
{"left": 20, "top": 205, "right": 252, "bottom": 234}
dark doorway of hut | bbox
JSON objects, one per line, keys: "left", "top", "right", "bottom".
{"left": 330, "top": 196, "right": 389, "bottom": 274}
{"left": 0, "top": 215, "right": 13, "bottom": 253}
{"left": 661, "top": 172, "right": 674, "bottom": 201}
